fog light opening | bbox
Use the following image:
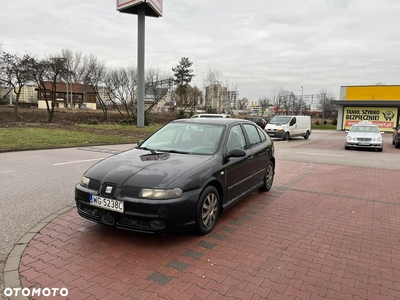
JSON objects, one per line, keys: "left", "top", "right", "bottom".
{"left": 150, "top": 220, "right": 165, "bottom": 229}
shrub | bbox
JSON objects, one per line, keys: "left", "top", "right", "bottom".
{"left": 314, "top": 120, "right": 320, "bottom": 125}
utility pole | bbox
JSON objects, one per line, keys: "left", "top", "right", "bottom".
{"left": 300, "top": 86, "right": 304, "bottom": 115}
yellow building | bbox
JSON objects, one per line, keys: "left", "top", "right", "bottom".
{"left": 335, "top": 85, "right": 400, "bottom": 132}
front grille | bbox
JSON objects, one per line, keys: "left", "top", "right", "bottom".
{"left": 357, "top": 138, "right": 372, "bottom": 141}
{"left": 88, "top": 179, "right": 101, "bottom": 191}
{"left": 121, "top": 186, "right": 141, "bottom": 198}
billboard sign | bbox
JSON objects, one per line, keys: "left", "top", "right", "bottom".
{"left": 117, "top": 0, "right": 145, "bottom": 11}
{"left": 117, "top": 0, "right": 162, "bottom": 17}
{"left": 343, "top": 106, "right": 398, "bottom": 131}
{"left": 146, "top": 0, "right": 162, "bottom": 16}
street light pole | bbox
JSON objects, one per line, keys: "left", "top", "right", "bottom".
{"left": 300, "top": 86, "right": 304, "bottom": 115}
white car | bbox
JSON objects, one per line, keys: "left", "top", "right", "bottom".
{"left": 345, "top": 121, "right": 384, "bottom": 152}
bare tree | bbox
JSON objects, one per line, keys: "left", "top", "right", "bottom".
{"left": 237, "top": 97, "right": 249, "bottom": 111}
{"left": 80, "top": 54, "right": 108, "bottom": 119}
{"left": 0, "top": 52, "right": 35, "bottom": 121}
{"left": 104, "top": 66, "right": 137, "bottom": 119}
{"left": 258, "top": 97, "right": 271, "bottom": 116}
{"left": 30, "top": 54, "right": 69, "bottom": 122}
{"left": 202, "top": 68, "right": 223, "bottom": 112}
{"left": 317, "top": 89, "right": 337, "bottom": 121}
{"left": 225, "top": 79, "right": 241, "bottom": 117}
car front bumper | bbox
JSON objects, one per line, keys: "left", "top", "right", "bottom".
{"left": 75, "top": 184, "right": 200, "bottom": 234}
{"left": 265, "top": 131, "right": 285, "bottom": 138}
{"left": 345, "top": 142, "right": 383, "bottom": 149}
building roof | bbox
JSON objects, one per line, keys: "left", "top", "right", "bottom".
{"left": 37, "top": 82, "right": 95, "bottom": 94}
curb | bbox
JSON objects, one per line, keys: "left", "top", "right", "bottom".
{"left": 3, "top": 205, "right": 76, "bottom": 300}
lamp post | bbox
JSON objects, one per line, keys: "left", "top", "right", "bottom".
{"left": 300, "top": 86, "right": 304, "bottom": 115}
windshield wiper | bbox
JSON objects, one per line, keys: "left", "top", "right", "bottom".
{"left": 136, "top": 146, "right": 158, "bottom": 155}
{"left": 161, "top": 149, "right": 190, "bottom": 154}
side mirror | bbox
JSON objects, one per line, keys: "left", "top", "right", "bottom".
{"left": 137, "top": 140, "right": 144, "bottom": 146}
{"left": 226, "top": 148, "right": 246, "bottom": 159}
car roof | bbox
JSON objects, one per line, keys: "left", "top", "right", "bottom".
{"left": 172, "top": 118, "right": 251, "bottom": 126}
{"left": 351, "top": 122, "right": 378, "bottom": 127}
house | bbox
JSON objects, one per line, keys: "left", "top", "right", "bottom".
{"left": 36, "top": 82, "right": 97, "bottom": 110}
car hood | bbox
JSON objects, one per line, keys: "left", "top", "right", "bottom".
{"left": 85, "top": 148, "right": 214, "bottom": 188}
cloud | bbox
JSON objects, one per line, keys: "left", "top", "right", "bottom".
{"left": 1, "top": 0, "right": 399, "bottom": 101}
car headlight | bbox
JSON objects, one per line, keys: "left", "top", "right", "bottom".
{"left": 140, "top": 188, "right": 183, "bottom": 200}
{"left": 80, "top": 175, "right": 90, "bottom": 188}
{"left": 372, "top": 137, "right": 382, "bottom": 142}
{"left": 346, "top": 136, "right": 355, "bottom": 142}
{"left": 277, "top": 126, "right": 284, "bottom": 132}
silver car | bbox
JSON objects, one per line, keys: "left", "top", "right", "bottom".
{"left": 345, "top": 121, "right": 384, "bottom": 152}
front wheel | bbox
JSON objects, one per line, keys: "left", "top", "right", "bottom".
{"left": 195, "top": 186, "right": 220, "bottom": 235}
{"left": 283, "top": 132, "right": 290, "bottom": 141}
{"left": 259, "top": 160, "right": 274, "bottom": 192}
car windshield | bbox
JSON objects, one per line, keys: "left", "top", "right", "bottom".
{"left": 269, "top": 116, "right": 291, "bottom": 125}
{"left": 139, "top": 123, "right": 225, "bottom": 155}
{"left": 350, "top": 125, "right": 379, "bottom": 133}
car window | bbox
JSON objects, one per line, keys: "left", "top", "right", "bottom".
{"left": 256, "top": 126, "right": 267, "bottom": 142}
{"left": 289, "top": 117, "right": 296, "bottom": 126}
{"left": 243, "top": 124, "right": 262, "bottom": 147}
{"left": 227, "top": 125, "right": 247, "bottom": 152}
{"left": 141, "top": 123, "right": 224, "bottom": 155}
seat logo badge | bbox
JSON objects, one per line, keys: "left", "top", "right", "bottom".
{"left": 105, "top": 186, "right": 113, "bottom": 194}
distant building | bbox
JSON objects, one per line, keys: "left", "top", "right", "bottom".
{"left": 36, "top": 82, "right": 96, "bottom": 110}
{"left": 0, "top": 84, "right": 38, "bottom": 107}
{"left": 204, "top": 84, "right": 228, "bottom": 112}
{"left": 335, "top": 85, "right": 400, "bottom": 132}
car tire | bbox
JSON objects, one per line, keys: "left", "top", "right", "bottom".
{"left": 259, "top": 160, "right": 274, "bottom": 192}
{"left": 345, "top": 146, "right": 350, "bottom": 150}
{"left": 283, "top": 132, "right": 290, "bottom": 141}
{"left": 378, "top": 148, "right": 383, "bottom": 152}
{"left": 195, "top": 186, "right": 220, "bottom": 235}
{"left": 395, "top": 141, "right": 400, "bottom": 149}
{"left": 304, "top": 131, "right": 310, "bottom": 139}
{"left": 393, "top": 139, "right": 395, "bottom": 145}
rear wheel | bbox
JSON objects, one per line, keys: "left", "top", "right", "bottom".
{"left": 195, "top": 186, "right": 220, "bottom": 235}
{"left": 304, "top": 131, "right": 310, "bottom": 139}
{"left": 395, "top": 141, "right": 400, "bottom": 148}
{"left": 259, "top": 160, "right": 274, "bottom": 192}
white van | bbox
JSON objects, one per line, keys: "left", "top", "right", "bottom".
{"left": 191, "top": 114, "right": 231, "bottom": 118}
{"left": 265, "top": 115, "right": 311, "bottom": 141}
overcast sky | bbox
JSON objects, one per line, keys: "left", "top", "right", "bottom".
{"left": 1, "top": 0, "right": 399, "bottom": 102}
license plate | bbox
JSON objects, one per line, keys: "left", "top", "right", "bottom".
{"left": 358, "top": 142, "right": 369, "bottom": 145}
{"left": 89, "top": 195, "right": 124, "bottom": 213}
{"left": 269, "top": 133, "right": 275, "bottom": 136}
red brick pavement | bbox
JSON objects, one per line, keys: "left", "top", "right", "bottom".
{"left": 9, "top": 159, "right": 400, "bottom": 299}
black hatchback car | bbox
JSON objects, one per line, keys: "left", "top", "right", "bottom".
{"left": 75, "top": 118, "right": 275, "bottom": 235}
{"left": 393, "top": 124, "right": 400, "bottom": 148}
{"left": 245, "top": 117, "right": 268, "bottom": 129}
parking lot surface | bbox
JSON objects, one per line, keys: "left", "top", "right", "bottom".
{"left": 3, "top": 131, "right": 400, "bottom": 299}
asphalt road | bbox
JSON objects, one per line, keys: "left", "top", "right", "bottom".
{"left": 0, "top": 144, "right": 135, "bottom": 262}
{"left": 0, "top": 130, "right": 399, "bottom": 299}
{"left": 1, "top": 130, "right": 399, "bottom": 262}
